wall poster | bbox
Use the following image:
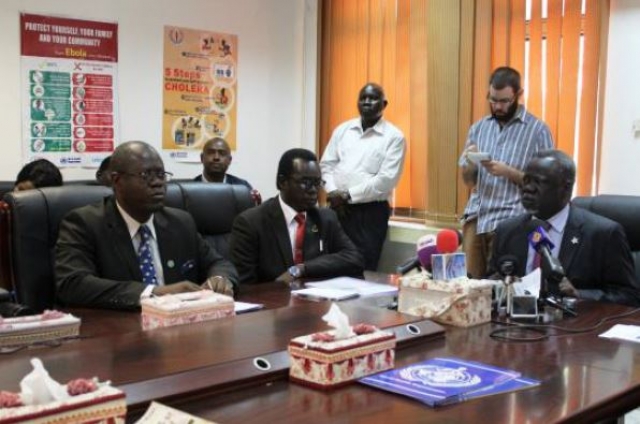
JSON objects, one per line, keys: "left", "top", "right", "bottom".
{"left": 162, "top": 26, "right": 237, "bottom": 162}
{"left": 21, "top": 13, "right": 119, "bottom": 168}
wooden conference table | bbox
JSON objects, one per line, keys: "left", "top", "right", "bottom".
{"left": 2, "top": 275, "right": 640, "bottom": 423}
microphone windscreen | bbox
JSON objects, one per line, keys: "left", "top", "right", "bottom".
{"left": 497, "top": 254, "right": 519, "bottom": 276}
{"left": 528, "top": 225, "right": 554, "bottom": 251}
{"left": 416, "top": 234, "right": 438, "bottom": 269}
{"left": 436, "top": 229, "right": 460, "bottom": 254}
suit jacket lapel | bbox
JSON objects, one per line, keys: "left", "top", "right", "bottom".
{"left": 303, "top": 209, "right": 321, "bottom": 260}
{"left": 559, "top": 206, "right": 583, "bottom": 273}
{"left": 105, "top": 198, "right": 141, "bottom": 280}
{"left": 153, "top": 211, "right": 176, "bottom": 281}
{"left": 266, "top": 198, "right": 295, "bottom": 264}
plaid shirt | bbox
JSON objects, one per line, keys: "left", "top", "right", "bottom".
{"left": 459, "top": 106, "right": 554, "bottom": 234}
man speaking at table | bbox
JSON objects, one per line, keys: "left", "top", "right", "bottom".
{"left": 230, "top": 148, "right": 363, "bottom": 285}
{"left": 490, "top": 149, "right": 640, "bottom": 306}
{"left": 55, "top": 141, "right": 238, "bottom": 310}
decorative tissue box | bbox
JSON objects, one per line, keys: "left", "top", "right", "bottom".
{"left": 0, "top": 311, "right": 80, "bottom": 348}
{"left": 0, "top": 384, "right": 126, "bottom": 424}
{"left": 141, "top": 290, "right": 234, "bottom": 330}
{"left": 0, "top": 358, "right": 125, "bottom": 424}
{"left": 398, "top": 274, "right": 493, "bottom": 327}
{"left": 289, "top": 324, "right": 396, "bottom": 390}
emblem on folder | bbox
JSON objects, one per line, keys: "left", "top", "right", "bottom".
{"left": 400, "top": 364, "right": 481, "bottom": 388}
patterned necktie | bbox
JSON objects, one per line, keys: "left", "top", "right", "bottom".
{"left": 293, "top": 213, "right": 306, "bottom": 264}
{"left": 137, "top": 225, "right": 158, "bottom": 285}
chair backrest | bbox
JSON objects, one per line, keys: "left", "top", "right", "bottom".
{"left": 4, "top": 186, "right": 112, "bottom": 311}
{"left": 175, "top": 182, "right": 253, "bottom": 259}
{"left": 3, "top": 182, "right": 253, "bottom": 311}
{"left": 0, "top": 181, "right": 15, "bottom": 200}
{"left": 573, "top": 194, "right": 640, "bottom": 283}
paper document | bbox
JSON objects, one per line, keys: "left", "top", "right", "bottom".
{"left": 136, "top": 401, "right": 216, "bottom": 423}
{"left": 306, "top": 277, "right": 398, "bottom": 298}
{"left": 292, "top": 287, "right": 359, "bottom": 301}
{"left": 234, "top": 302, "right": 264, "bottom": 314}
{"left": 512, "top": 268, "right": 541, "bottom": 297}
{"left": 599, "top": 324, "right": 640, "bottom": 343}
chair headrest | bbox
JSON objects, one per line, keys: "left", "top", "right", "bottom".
{"left": 177, "top": 182, "right": 253, "bottom": 235}
{"left": 573, "top": 195, "right": 640, "bottom": 250}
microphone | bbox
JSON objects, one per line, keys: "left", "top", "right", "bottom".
{"left": 527, "top": 222, "right": 565, "bottom": 295}
{"left": 417, "top": 234, "right": 438, "bottom": 270}
{"left": 495, "top": 255, "right": 519, "bottom": 313}
{"left": 435, "top": 229, "right": 462, "bottom": 254}
{"left": 396, "top": 234, "right": 438, "bottom": 275}
{"left": 497, "top": 255, "right": 518, "bottom": 284}
{"left": 396, "top": 257, "right": 420, "bottom": 275}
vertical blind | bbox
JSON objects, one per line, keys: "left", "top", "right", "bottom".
{"left": 319, "top": 0, "right": 609, "bottom": 222}
{"left": 486, "top": 0, "right": 608, "bottom": 196}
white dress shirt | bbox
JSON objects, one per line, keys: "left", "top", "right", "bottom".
{"left": 320, "top": 117, "right": 406, "bottom": 203}
{"left": 201, "top": 173, "right": 228, "bottom": 183}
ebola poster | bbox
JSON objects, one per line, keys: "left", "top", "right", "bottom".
{"left": 21, "top": 13, "right": 119, "bottom": 168}
{"left": 162, "top": 26, "right": 237, "bottom": 162}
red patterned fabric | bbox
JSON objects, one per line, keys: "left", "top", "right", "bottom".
{"left": 67, "top": 378, "right": 98, "bottom": 396}
{"left": 0, "top": 391, "right": 23, "bottom": 408}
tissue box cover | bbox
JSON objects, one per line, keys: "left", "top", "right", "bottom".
{"left": 141, "top": 291, "right": 234, "bottom": 330}
{"left": 288, "top": 327, "right": 396, "bottom": 390}
{"left": 0, "top": 385, "right": 125, "bottom": 424}
{"left": 0, "top": 312, "right": 80, "bottom": 348}
{"left": 398, "top": 275, "right": 493, "bottom": 327}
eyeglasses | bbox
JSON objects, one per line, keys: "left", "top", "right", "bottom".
{"left": 291, "top": 178, "right": 325, "bottom": 191}
{"left": 119, "top": 170, "right": 173, "bottom": 184}
{"left": 487, "top": 95, "right": 516, "bottom": 105}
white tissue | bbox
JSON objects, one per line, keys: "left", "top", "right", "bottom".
{"left": 322, "top": 303, "right": 355, "bottom": 340}
{"left": 20, "top": 358, "right": 70, "bottom": 406}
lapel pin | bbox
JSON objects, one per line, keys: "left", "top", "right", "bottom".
{"left": 167, "top": 260, "right": 175, "bottom": 268}
{"left": 571, "top": 237, "right": 579, "bottom": 245}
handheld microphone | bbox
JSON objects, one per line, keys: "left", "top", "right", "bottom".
{"left": 417, "top": 234, "right": 438, "bottom": 270}
{"left": 396, "top": 234, "right": 438, "bottom": 275}
{"left": 527, "top": 222, "right": 565, "bottom": 295}
{"left": 435, "top": 229, "right": 462, "bottom": 254}
{"left": 396, "top": 257, "right": 420, "bottom": 275}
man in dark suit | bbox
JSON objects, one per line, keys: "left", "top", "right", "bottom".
{"left": 230, "top": 148, "right": 363, "bottom": 284}
{"left": 195, "top": 137, "right": 261, "bottom": 204}
{"left": 55, "top": 141, "right": 238, "bottom": 310}
{"left": 490, "top": 149, "right": 640, "bottom": 306}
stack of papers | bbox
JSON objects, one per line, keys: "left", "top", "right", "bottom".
{"left": 291, "top": 287, "right": 359, "bottom": 301}
{"left": 292, "top": 277, "right": 398, "bottom": 302}
{"left": 234, "top": 302, "right": 264, "bottom": 314}
{"left": 305, "top": 277, "right": 398, "bottom": 297}
{"left": 359, "top": 357, "right": 540, "bottom": 407}
{"left": 599, "top": 324, "right": 640, "bottom": 343}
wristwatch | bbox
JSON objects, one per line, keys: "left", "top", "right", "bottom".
{"left": 288, "top": 265, "right": 303, "bottom": 279}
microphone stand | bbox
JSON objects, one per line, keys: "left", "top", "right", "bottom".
{"left": 538, "top": 272, "right": 578, "bottom": 318}
{"left": 540, "top": 295, "right": 578, "bottom": 318}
